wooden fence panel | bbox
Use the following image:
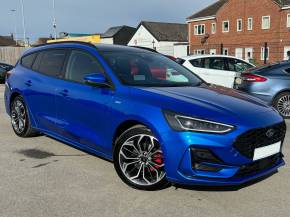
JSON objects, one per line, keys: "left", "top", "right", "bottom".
{"left": 0, "top": 47, "right": 27, "bottom": 65}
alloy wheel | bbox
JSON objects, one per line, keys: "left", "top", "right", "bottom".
{"left": 11, "top": 99, "right": 27, "bottom": 134}
{"left": 277, "top": 95, "right": 290, "bottom": 117}
{"left": 118, "top": 134, "right": 165, "bottom": 186}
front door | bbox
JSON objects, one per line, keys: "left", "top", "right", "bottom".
{"left": 235, "top": 48, "right": 243, "bottom": 59}
{"left": 55, "top": 49, "right": 114, "bottom": 154}
{"left": 245, "top": 48, "right": 253, "bottom": 63}
{"left": 284, "top": 46, "right": 290, "bottom": 60}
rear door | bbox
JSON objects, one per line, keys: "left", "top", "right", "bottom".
{"left": 55, "top": 49, "right": 114, "bottom": 153}
{"left": 202, "top": 57, "right": 233, "bottom": 87}
{"left": 20, "top": 49, "right": 68, "bottom": 132}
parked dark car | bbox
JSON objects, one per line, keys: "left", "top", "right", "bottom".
{"left": 236, "top": 61, "right": 290, "bottom": 118}
{"left": 0, "top": 62, "right": 13, "bottom": 83}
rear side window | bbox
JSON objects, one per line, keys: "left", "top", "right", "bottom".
{"left": 21, "top": 53, "right": 37, "bottom": 69}
{"left": 189, "top": 58, "right": 203, "bottom": 68}
{"left": 204, "top": 58, "right": 226, "bottom": 70}
{"left": 176, "top": 58, "right": 185, "bottom": 65}
{"left": 38, "top": 50, "right": 67, "bottom": 77}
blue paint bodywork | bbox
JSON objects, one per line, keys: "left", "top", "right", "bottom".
{"left": 4, "top": 43, "right": 285, "bottom": 186}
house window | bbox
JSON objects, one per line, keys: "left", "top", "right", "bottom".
{"left": 194, "top": 24, "right": 205, "bottom": 35}
{"left": 262, "top": 16, "right": 271, "bottom": 29}
{"left": 237, "top": 19, "right": 242, "bottom": 31}
{"left": 247, "top": 18, "right": 253, "bottom": 30}
{"left": 261, "top": 47, "right": 270, "bottom": 60}
{"left": 222, "top": 21, "right": 229, "bottom": 32}
{"left": 211, "top": 23, "right": 216, "bottom": 34}
{"left": 287, "top": 14, "right": 290, "bottom": 28}
{"left": 194, "top": 49, "right": 206, "bottom": 55}
{"left": 222, "top": 48, "right": 229, "bottom": 55}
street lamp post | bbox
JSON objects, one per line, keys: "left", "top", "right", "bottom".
{"left": 10, "top": 9, "right": 17, "bottom": 46}
{"left": 52, "top": 0, "right": 57, "bottom": 40}
{"left": 20, "top": 0, "right": 27, "bottom": 46}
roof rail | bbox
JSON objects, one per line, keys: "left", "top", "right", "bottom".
{"left": 33, "top": 40, "right": 96, "bottom": 48}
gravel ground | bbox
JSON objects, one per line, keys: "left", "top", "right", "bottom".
{"left": 0, "top": 84, "right": 289, "bottom": 217}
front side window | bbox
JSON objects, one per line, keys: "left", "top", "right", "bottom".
{"left": 237, "top": 19, "right": 242, "bottom": 31}
{"left": 65, "top": 50, "right": 104, "bottom": 83}
{"left": 222, "top": 21, "right": 229, "bottom": 32}
{"left": 21, "top": 53, "right": 37, "bottom": 69}
{"left": 194, "top": 24, "right": 205, "bottom": 35}
{"left": 100, "top": 51, "right": 202, "bottom": 87}
{"left": 248, "top": 18, "right": 253, "bottom": 30}
{"left": 204, "top": 58, "right": 226, "bottom": 70}
{"left": 38, "top": 50, "right": 67, "bottom": 77}
{"left": 227, "top": 59, "right": 253, "bottom": 72}
{"left": 262, "top": 16, "right": 271, "bottom": 29}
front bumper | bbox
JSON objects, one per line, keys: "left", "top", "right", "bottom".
{"left": 160, "top": 121, "right": 285, "bottom": 186}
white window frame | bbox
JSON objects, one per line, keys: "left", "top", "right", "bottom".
{"left": 247, "top": 18, "right": 253, "bottom": 31}
{"left": 211, "top": 23, "right": 216, "bottom": 34}
{"left": 222, "top": 21, "right": 230, "bottom": 32}
{"left": 194, "top": 24, "right": 205, "bottom": 35}
{"left": 222, "top": 48, "right": 229, "bottom": 55}
{"left": 237, "top": 19, "right": 242, "bottom": 32}
{"left": 261, "top": 47, "right": 270, "bottom": 60}
{"left": 287, "top": 14, "right": 290, "bottom": 28}
{"left": 262, "top": 16, "right": 271, "bottom": 30}
{"left": 194, "top": 49, "right": 206, "bottom": 55}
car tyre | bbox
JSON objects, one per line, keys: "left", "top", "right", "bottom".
{"left": 10, "top": 95, "right": 40, "bottom": 137}
{"left": 113, "top": 125, "right": 168, "bottom": 190}
{"left": 273, "top": 92, "right": 290, "bottom": 119}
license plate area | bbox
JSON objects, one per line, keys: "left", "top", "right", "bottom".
{"left": 253, "top": 142, "right": 281, "bottom": 161}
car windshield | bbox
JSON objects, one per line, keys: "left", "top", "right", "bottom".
{"left": 100, "top": 51, "right": 202, "bottom": 87}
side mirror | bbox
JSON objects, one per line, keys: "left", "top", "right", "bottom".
{"left": 83, "top": 73, "right": 111, "bottom": 88}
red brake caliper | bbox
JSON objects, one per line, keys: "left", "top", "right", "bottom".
{"left": 150, "top": 153, "right": 163, "bottom": 171}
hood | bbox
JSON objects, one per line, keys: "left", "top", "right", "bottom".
{"left": 130, "top": 84, "right": 280, "bottom": 126}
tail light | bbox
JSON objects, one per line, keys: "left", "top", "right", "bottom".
{"left": 242, "top": 73, "right": 267, "bottom": 82}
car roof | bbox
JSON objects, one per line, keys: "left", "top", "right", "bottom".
{"left": 24, "top": 41, "right": 154, "bottom": 56}
{"left": 180, "top": 54, "right": 254, "bottom": 64}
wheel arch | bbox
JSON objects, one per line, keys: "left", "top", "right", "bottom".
{"left": 112, "top": 118, "right": 162, "bottom": 148}
{"left": 272, "top": 89, "right": 290, "bottom": 105}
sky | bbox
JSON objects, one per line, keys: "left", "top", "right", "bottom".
{"left": 0, "top": 0, "right": 215, "bottom": 42}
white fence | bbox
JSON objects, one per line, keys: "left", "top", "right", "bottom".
{"left": 0, "top": 47, "right": 27, "bottom": 65}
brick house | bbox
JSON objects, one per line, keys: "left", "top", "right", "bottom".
{"left": 187, "top": 0, "right": 290, "bottom": 65}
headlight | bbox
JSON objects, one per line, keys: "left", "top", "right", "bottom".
{"left": 163, "top": 110, "right": 234, "bottom": 134}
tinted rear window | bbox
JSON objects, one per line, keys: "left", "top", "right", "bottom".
{"left": 176, "top": 58, "right": 185, "bottom": 65}
{"left": 21, "top": 53, "right": 37, "bottom": 68}
{"left": 189, "top": 58, "right": 203, "bottom": 68}
{"left": 38, "top": 50, "right": 67, "bottom": 77}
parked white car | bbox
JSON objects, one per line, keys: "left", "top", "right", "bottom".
{"left": 177, "top": 55, "right": 255, "bottom": 88}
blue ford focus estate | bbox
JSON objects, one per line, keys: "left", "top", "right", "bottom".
{"left": 4, "top": 42, "right": 286, "bottom": 190}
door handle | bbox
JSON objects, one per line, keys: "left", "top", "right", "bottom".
{"left": 59, "top": 89, "right": 69, "bottom": 97}
{"left": 25, "top": 80, "right": 32, "bottom": 87}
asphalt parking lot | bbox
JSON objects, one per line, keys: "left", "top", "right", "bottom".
{"left": 0, "top": 84, "right": 290, "bottom": 217}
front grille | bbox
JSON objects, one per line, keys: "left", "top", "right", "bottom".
{"left": 234, "top": 154, "right": 281, "bottom": 177}
{"left": 234, "top": 122, "right": 286, "bottom": 159}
